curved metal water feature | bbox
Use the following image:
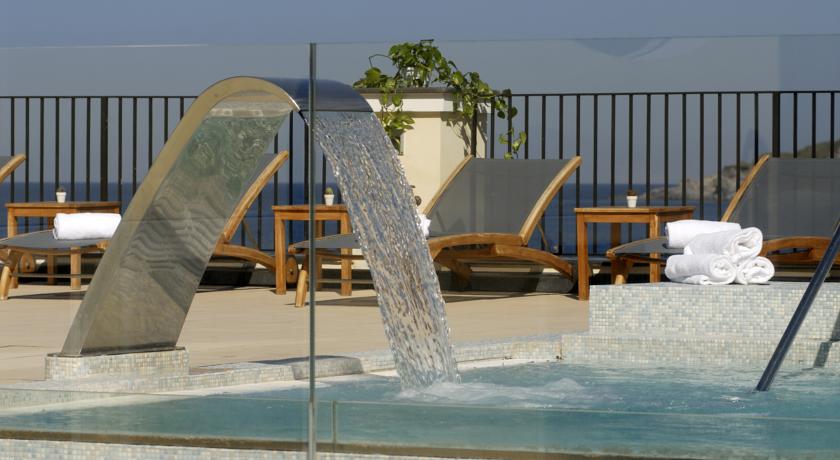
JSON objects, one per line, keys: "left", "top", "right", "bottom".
{"left": 59, "top": 77, "right": 457, "bottom": 388}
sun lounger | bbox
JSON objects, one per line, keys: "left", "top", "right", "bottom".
{"left": 0, "top": 155, "right": 25, "bottom": 186}
{"left": 290, "top": 156, "right": 581, "bottom": 307}
{"left": 0, "top": 152, "right": 287, "bottom": 300}
{"left": 607, "top": 154, "right": 840, "bottom": 283}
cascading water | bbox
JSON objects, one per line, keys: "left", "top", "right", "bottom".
{"left": 311, "top": 111, "right": 459, "bottom": 389}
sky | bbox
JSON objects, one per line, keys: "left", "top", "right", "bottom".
{"left": 2, "top": 0, "right": 840, "bottom": 95}
{"left": 1, "top": 0, "right": 839, "bottom": 186}
{"left": 2, "top": 0, "right": 840, "bottom": 47}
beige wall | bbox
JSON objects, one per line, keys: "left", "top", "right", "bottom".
{"left": 364, "top": 93, "right": 486, "bottom": 207}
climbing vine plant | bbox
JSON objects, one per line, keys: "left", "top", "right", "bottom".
{"left": 353, "top": 39, "right": 526, "bottom": 158}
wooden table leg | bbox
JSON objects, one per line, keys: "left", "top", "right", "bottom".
{"left": 649, "top": 215, "right": 662, "bottom": 283}
{"left": 315, "top": 221, "right": 324, "bottom": 289}
{"left": 576, "top": 215, "right": 590, "bottom": 301}
{"left": 46, "top": 256, "right": 56, "bottom": 285}
{"left": 70, "top": 248, "right": 81, "bottom": 290}
{"left": 7, "top": 211, "right": 17, "bottom": 290}
{"left": 46, "top": 217, "right": 55, "bottom": 285}
{"left": 339, "top": 214, "right": 352, "bottom": 296}
{"left": 295, "top": 254, "right": 309, "bottom": 308}
{"left": 610, "top": 223, "right": 622, "bottom": 248}
{"left": 275, "top": 215, "right": 287, "bottom": 295}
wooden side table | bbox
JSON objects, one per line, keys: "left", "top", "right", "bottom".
{"left": 574, "top": 206, "right": 694, "bottom": 300}
{"left": 6, "top": 201, "right": 121, "bottom": 289}
{"left": 273, "top": 204, "right": 352, "bottom": 296}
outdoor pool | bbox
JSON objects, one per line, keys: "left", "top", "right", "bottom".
{"left": 2, "top": 361, "right": 840, "bottom": 458}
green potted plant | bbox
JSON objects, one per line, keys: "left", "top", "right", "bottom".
{"left": 55, "top": 186, "right": 66, "bottom": 203}
{"left": 626, "top": 189, "right": 637, "bottom": 208}
{"left": 354, "top": 39, "right": 526, "bottom": 159}
{"left": 324, "top": 186, "right": 335, "bottom": 206}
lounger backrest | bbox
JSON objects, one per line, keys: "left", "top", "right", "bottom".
{"left": 727, "top": 157, "right": 840, "bottom": 239}
{"left": 425, "top": 158, "right": 578, "bottom": 238}
{"left": 219, "top": 151, "right": 288, "bottom": 243}
{"left": 0, "top": 155, "right": 25, "bottom": 183}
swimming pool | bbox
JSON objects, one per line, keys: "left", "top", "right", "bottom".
{"left": 2, "top": 361, "right": 839, "bottom": 458}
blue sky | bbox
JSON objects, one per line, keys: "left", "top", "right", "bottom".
{"left": 1, "top": 0, "right": 839, "bottom": 186}
{"left": 1, "top": 0, "right": 839, "bottom": 96}
{"left": 2, "top": 0, "right": 840, "bottom": 47}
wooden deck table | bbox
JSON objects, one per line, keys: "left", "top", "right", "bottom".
{"left": 6, "top": 201, "right": 121, "bottom": 289}
{"left": 273, "top": 204, "right": 352, "bottom": 295}
{"left": 574, "top": 206, "right": 694, "bottom": 300}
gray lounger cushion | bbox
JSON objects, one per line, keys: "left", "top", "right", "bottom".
{"left": 0, "top": 230, "right": 104, "bottom": 251}
{"left": 608, "top": 236, "right": 682, "bottom": 256}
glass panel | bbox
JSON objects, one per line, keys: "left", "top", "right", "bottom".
{"left": 0, "top": 42, "right": 312, "bottom": 456}
{"left": 309, "top": 34, "right": 840, "bottom": 459}
{"left": 1, "top": 33, "right": 840, "bottom": 459}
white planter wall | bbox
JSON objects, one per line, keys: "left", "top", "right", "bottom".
{"left": 362, "top": 90, "right": 487, "bottom": 207}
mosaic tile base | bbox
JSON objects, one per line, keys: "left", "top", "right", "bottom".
{"left": 589, "top": 281, "right": 840, "bottom": 340}
{"left": 0, "top": 439, "right": 458, "bottom": 460}
{"left": 2, "top": 338, "right": 563, "bottom": 400}
{"left": 564, "top": 280, "right": 840, "bottom": 368}
{"left": 561, "top": 333, "right": 840, "bottom": 369}
{"left": 45, "top": 348, "right": 189, "bottom": 380}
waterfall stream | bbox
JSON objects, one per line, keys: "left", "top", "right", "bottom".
{"left": 312, "top": 111, "right": 459, "bottom": 389}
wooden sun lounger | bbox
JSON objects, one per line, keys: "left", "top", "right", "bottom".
{"left": 607, "top": 154, "right": 840, "bottom": 283}
{"left": 291, "top": 155, "right": 581, "bottom": 307}
{"left": 0, "top": 152, "right": 287, "bottom": 300}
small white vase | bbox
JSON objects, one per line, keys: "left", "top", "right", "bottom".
{"left": 56, "top": 192, "right": 67, "bottom": 203}
{"left": 324, "top": 194, "right": 335, "bottom": 206}
{"left": 626, "top": 196, "right": 637, "bottom": 208}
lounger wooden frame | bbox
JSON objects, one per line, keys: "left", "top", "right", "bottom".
{"left": 607, "top": 154, "right": 836, "bottom": 283}
{"left": 0, "top": 154, "right": 26, "bottom": 290}
{"left": 0, "top": 155, "right": 25, "bottom": 184}
{"left": 0, "top": 152, "right": 287, "bottom": 299}
{"left": 294, "top": 155, "right": 581, "bottom": 307}
{"left": 213, "top": 151, "right": 288, "bottom": 272}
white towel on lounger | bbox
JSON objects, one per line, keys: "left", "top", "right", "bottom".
{"left": 735, "top": 256, "right": 775, "bottom": 285}
{"left": 53, "top": 213, "right": 121, "bottom": 240}
{"left": 665, "top": 220, "right": 741, "bottom": 249}
{"left": 664, "top": 253, "right": 737, "bottom": 285}
{"left": 684, "top": 227, "right": 763, "bottom": 265}
{"left": 418, "top": 213, "right": 431, "bottom": 237}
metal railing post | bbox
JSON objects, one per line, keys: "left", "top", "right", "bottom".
{"left": 99, "top": 98, "right": 109, "bottom": 200}
{"left": 307, "top": 41, "right": 318, "bottom": 460}
{"left": 772, "top": 91, "right": 781, "bottom": 157}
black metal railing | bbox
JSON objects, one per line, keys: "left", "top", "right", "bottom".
{"left": 491, "top": 91, "right": 839, "bottom": 255}
{"left": 1, "top": 90, "right": 838, "bottom": 258}
{"left": 0, "top": 95, "right": 332, "bottom": 248}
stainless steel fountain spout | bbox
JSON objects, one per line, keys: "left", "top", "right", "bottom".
{"left": 60, "top": 77, "right": 369, "bottom": 356}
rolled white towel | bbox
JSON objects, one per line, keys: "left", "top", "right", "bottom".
{"left": 684, "top": 227, "right": 763, "bottom": 265}
{"left": 664, "top": 253, "right": 737, "bottom": 285}
{"left": 53, "top": 213, "right": 121, "bottom": 240}
{"left": 665, "top": 220, "right": 741, "bottom": 249}
{"left": 417, "top": 213, "right": 431, "bottom": 237}
{"left": 735, "top": 257, "right": 775, "bottom": 285}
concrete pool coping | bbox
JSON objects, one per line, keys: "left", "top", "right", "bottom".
{"left": 0, "top": 336, "right": 564, "bottom": 397}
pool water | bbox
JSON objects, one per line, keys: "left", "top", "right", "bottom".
{"left": 3, "top": 361, "right": 840, "bottom": 458}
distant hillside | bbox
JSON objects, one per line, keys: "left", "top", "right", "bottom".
{"left": 644, "top": 163, "right": 751, "bottom": 201}
{"left": 645, "top": 139, "right": 840, "bottom": 200}
{"left": 788, "top": 139, "right": 840, "bottom": 159}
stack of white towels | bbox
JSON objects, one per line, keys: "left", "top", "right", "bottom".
{"left": 663, "top": 220, "right": 775, "bottom": 285}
